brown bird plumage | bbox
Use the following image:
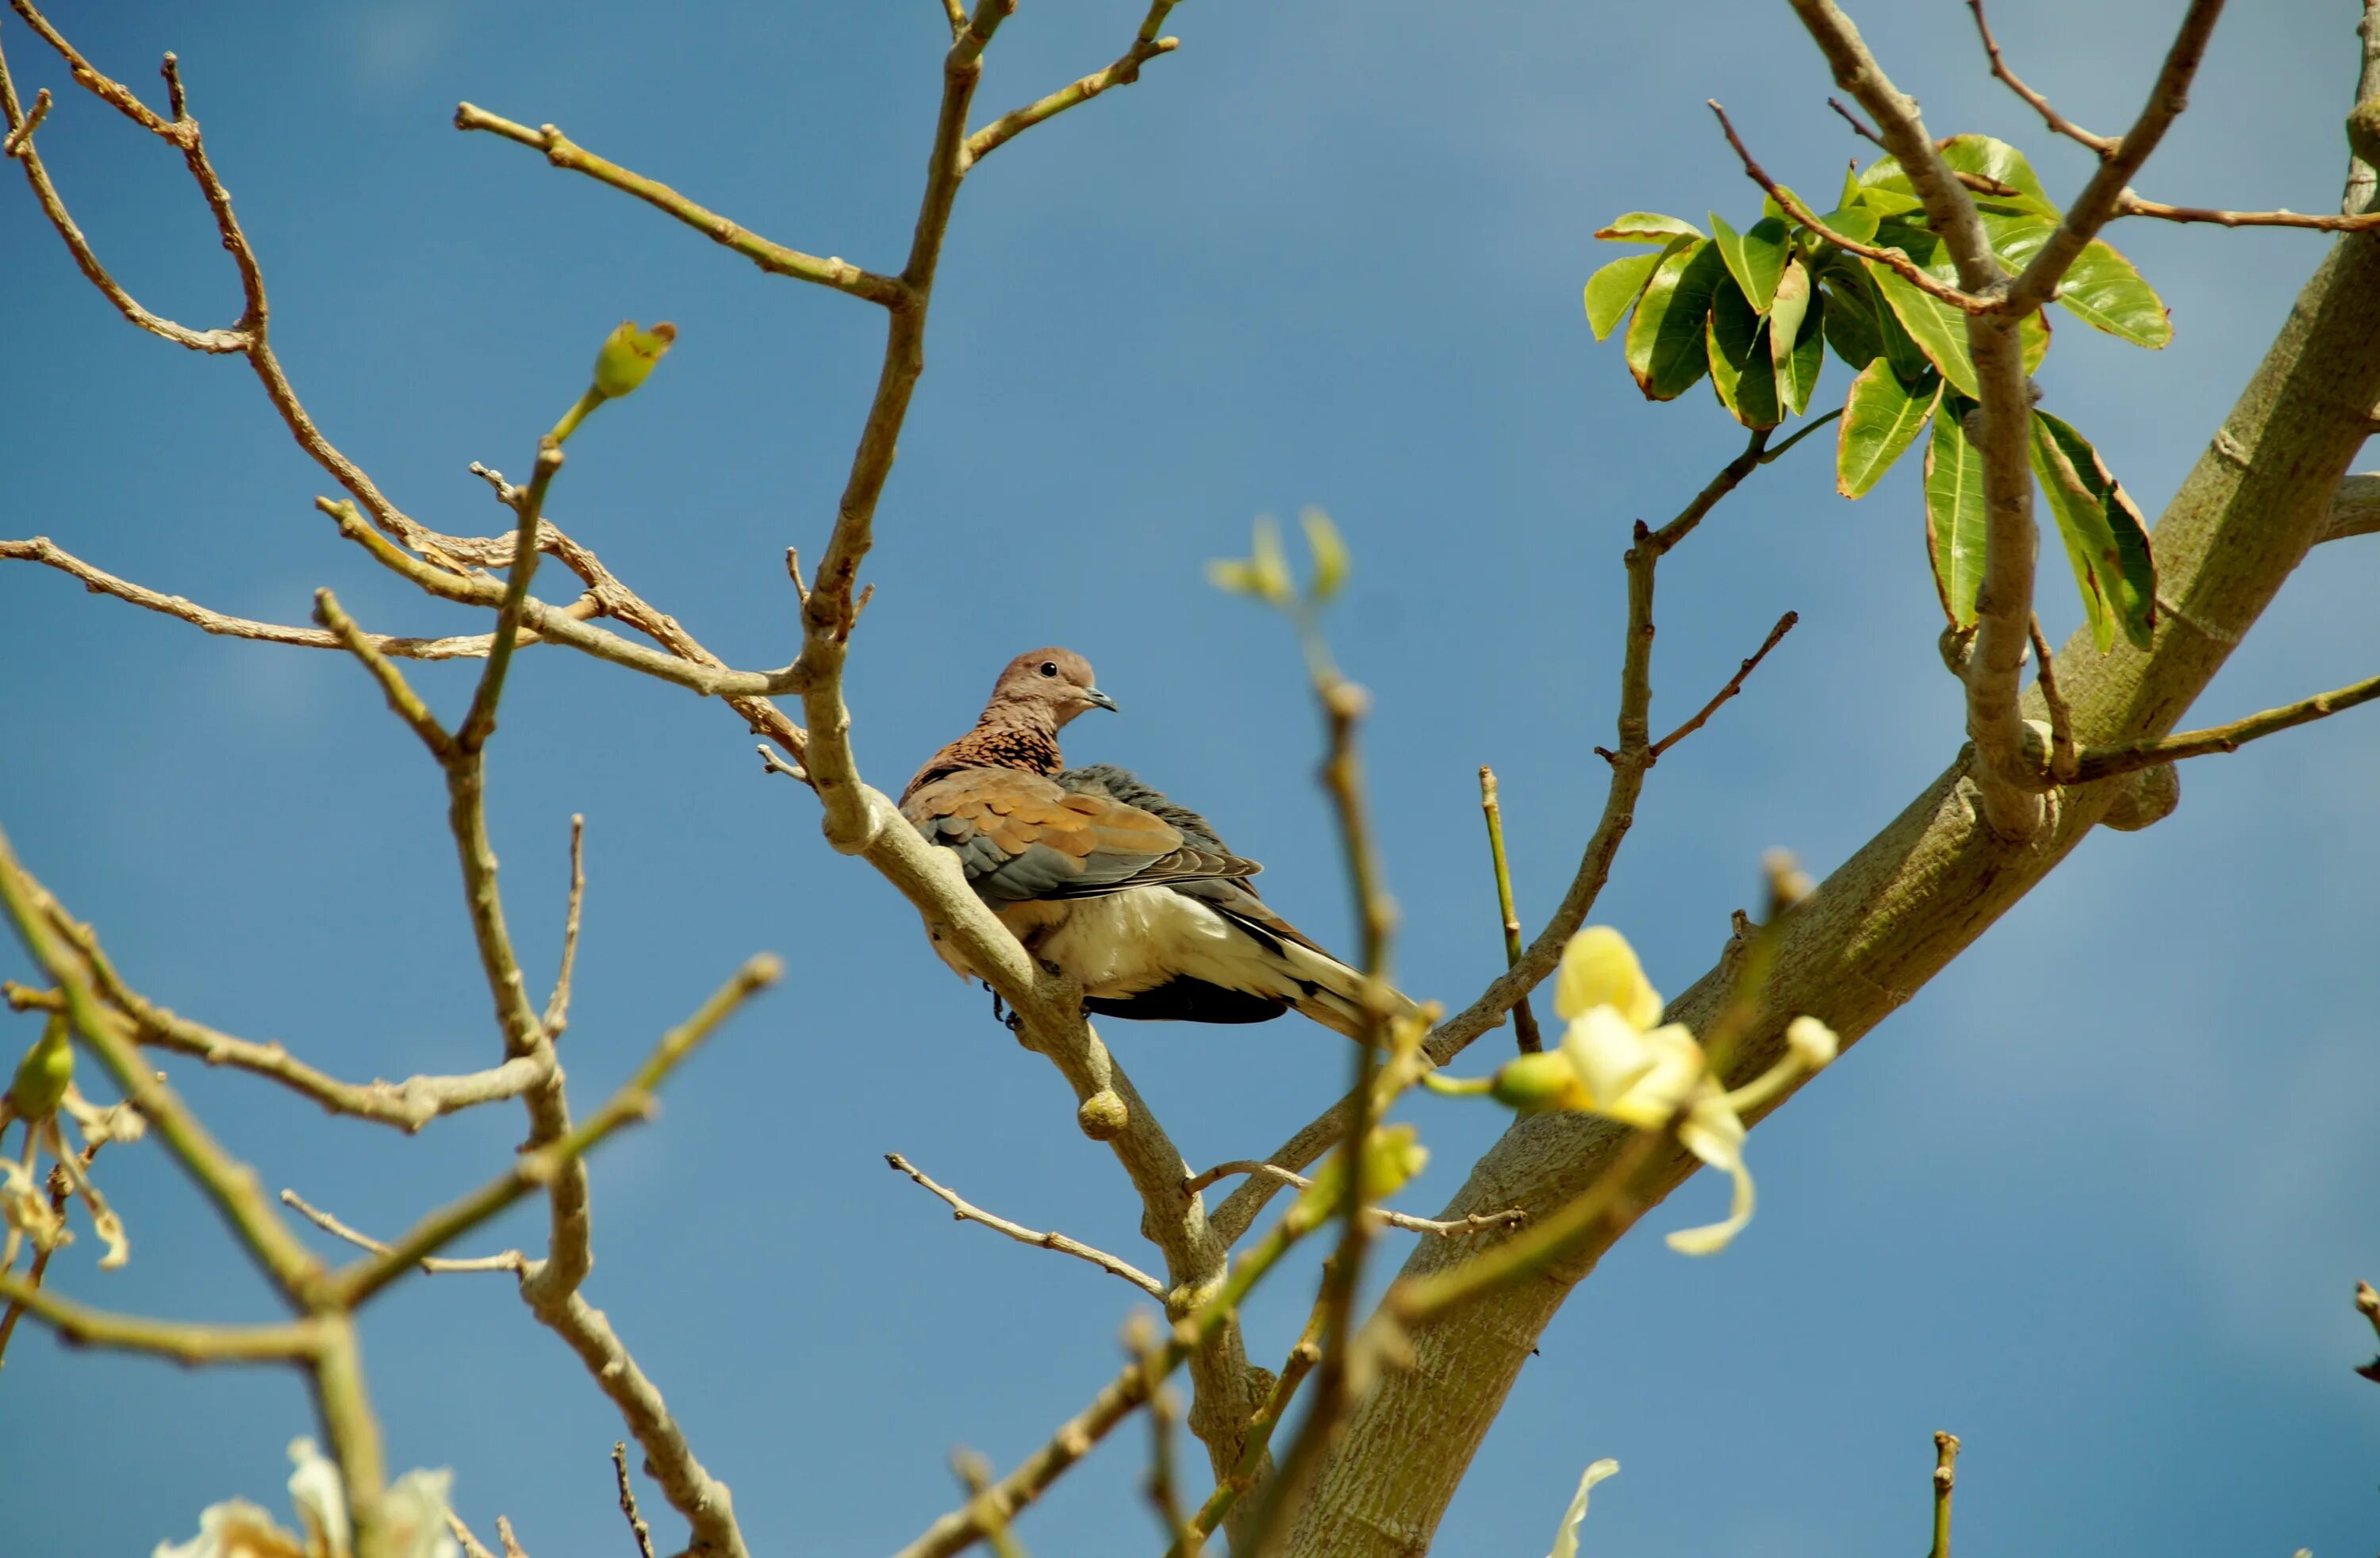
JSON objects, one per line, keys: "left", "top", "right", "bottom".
{"left": 899, "top": 648, "right": 1411, "bottom": 1041}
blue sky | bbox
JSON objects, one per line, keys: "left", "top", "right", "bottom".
{"left": 3, "top": 2, "right": 2376, "bottom": 1555}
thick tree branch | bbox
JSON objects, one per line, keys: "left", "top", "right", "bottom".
{"left": 1284, "top": 146, "right": 2380, "bottom": 1558}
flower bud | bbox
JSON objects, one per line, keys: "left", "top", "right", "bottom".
{"left": 5, "top": 1016, "right": 72, "bottom": 1123}
{"left": 1300, "top": 507, "right": 1349, "bottom": 602}
{"left": 592, "top": 320, "right": 678, "bottom": 400}
{"left": 1487, "top": 1050, "right": 1587, "bottom": 1114}
{"left": 1784, "top": 1015, "right": 1839, "bottom": 1068}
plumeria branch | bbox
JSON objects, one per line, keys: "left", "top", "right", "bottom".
{"left": 2052, "top": 668, "right": 2380, "bottom": 785}
{"left": 1649, "top": 610, "right": 1799, "bottom": 759}
{"left": 1184, "top": 1161, "right": 1523, "bottom": 1238}
{"left": 452, "top": 104, "right": 906, "bottom": 305}
{"left": 964, "top": 0, "right": 1181, "bottom": 163}
{"left": 0, "top": 1271, "right": 325, "bottom": 1361}
{"left": 2029, "top": 616, "right": 2078, "bottom": 782}
{"left": 1964, "top": 0, "right": 2117, "bottom": 154}
{"left": 1927, "top": 1431, "right": 1962, "bottom": 1558}
{"left": 280, "top": 1188, "right": 526, "bottom": 1277}
{"left": 1212, "top": 425, "right": 1797, "bottom": 1248}
{"left": 1475, "top": 768, "right": 1543, "bottom": 1053}
{"left": 885, "top": 1152, "right": 1166, "bottom": 1297}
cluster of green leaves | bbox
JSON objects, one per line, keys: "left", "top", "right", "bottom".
{"left": 1585, "top": 135, "right": 2167, "bottom": 650}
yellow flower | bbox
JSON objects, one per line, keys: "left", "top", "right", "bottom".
{"left": 1472, "top": 927, "right": 1841, "bottom": 1256}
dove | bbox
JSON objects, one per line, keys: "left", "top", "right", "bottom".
{"left": 899, "top": 648, "right": 1405, "bottom": 1041}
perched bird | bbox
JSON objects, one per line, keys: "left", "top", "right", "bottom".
{"left": 899, "top": 648, "right": 1403, "bottom": 1041}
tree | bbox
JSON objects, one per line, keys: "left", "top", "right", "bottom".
{"left": 4, "top": 2, "right": 2377, "bottom": 1555}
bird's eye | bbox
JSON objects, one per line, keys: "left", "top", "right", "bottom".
{"left": 1039, "top": 662, "right": 1059, "bottom": 677}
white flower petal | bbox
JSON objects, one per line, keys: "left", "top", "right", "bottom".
{"left": 1546, "top": 1457, "right": 1620, "bottom": 1558}
{"left": 1603, "top": 1026, "right": 1705, "bottom": 1127}
{"left": 1553, "top": 927, "right": 1663, "bottom": 1029}
{"left": 384, "top": 1468, "right": 461, "bottom": 1558}
{"left": 153, "top": 1499, "right": 306, "bottom": 1558}
{"left": 286, "top": 1437, "right": 351, "bottom": 1558}
{"left": 1667, "top": 1097, "right": 1755, "bottom": 1255}
{"left": 1560, "top": 1007, "right": 1658, "bottom": 1114}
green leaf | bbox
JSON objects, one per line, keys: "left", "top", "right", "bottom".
{"left": 1923, "top": 398, "right": 1988, "bottom": 627}
{"left": 1808, "top": 204, "right": 1881, "bottom": 248}
{"left": 1770, "top": 259, "right": 1825, "bottom": 416}
{"left": 1837, "top": 360, "right": 1941, "bottom": 498}
{"left": 1596, "top": 212, "right": 1704, "bottom": 245}
{"left": 1710, "top": 212, "right": 1790, "bottom": 312}
{"left": 2056, "top": 238, "right": 2171, "bottom": 347}
{"left": 2021, "top": 305, "right": 2052, "bottom": 375}
{"left": 1863, "top": 223, "right": 1979, "bottom": 397}
{"left": 1707, "top": 276, "right": 1782, "bottom": 429}
{"left": 1976, "top": 213, "right": 2171, "bottom": 348}
{"left": 1625, "top": 240, "right": 1726, "bottom": 401}
{"left": 1839, "top": 159, "right": 1863, "bottom": 208}
{"left": 1937, "top": 135, "right": 2059, "bottom": 219}
{"left": 1584, "top": 249, "right": 1669, "bottom": 341}
{"left": 1819, "top": 277, "right": 1882, "bottom": 370}
{"left": 2029, "top": 411, "right": 2158, "bottom": 650}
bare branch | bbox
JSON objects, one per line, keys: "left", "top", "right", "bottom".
{"left": 885, "top": 1151, "right": 1166, "bottom": 1297}
{"left": 315, "top": 590, "right": 455, "bottom": 758}
{"left": 2029, "top": 616, "right": 2077, "bottom": 781}
{"left": 445, "top": 1511, "right": 499, "bottom": 1558}
{"left": 1650, "top": 609, "right": 1799, "bottom": 758}
{"left": 1999, "top": 1, "right": 2228, "bottom": 319}
{"left": 2063, "top": 668, "right": 2380, "bottom": 784}
{"left": 1964, "top": 0, "right": 2116, "bottom": 154}
{"left": 1215, "top": 430, "right": 1783, "bottom": 1248}
{"left": 0, "top": 1271, "right": 323, "bottom": 1362}
{"left": 544, "top": 815, "right": 587, "bottom": 1037}
{"left": 965, "top": 1, "right": 1182, "bottom": 163}
{"left": 452, "top": 104, "right": 906, "bottom": 305}
{"left": 2113, "top": 194, "right": 2380, "bottom": 232}
{"left": 279, "top": 1188, "right": 525, "bottom": 1276}
{"left": 1825, "top": 94, "right": 1886, "bottom": 149}
{"left": 612, "top": 1444, "right": 657, "bottom": 1558}
{"left": 1183, "top": 1162, "right": 1522, "bottom": 1238}
{"left": 1475, "top": 767, "right": 1541, "bottom": 1053}
{"left": 0, "top": 535, "right": 599, "bottom": 660}
{"left": 1928, "top": 1431, "right": 1962, "bottom": 1558}
{"left": 0, "top": 82, "right": 47, "bottom": 154}
{"left": 328, "top": 954, "right": 780, "bottom": 1308}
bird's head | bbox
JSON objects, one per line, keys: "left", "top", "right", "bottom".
{"left": 987, "top": 647, "right": 1119, "bottom": 728}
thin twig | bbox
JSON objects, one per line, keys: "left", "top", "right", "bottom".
{"left": 1826, "top": 95, "right": 1886, "bottom": 149}
{"left": 0, "top": 1268, "right": 324, "bottom": 1362}
{"left": 279, "top": 1188, "right": 525, "bottom": 1276}
{"left": 327, "top": 954, "right": 780, "bottom": 1308}
{"left": 1476, "top": 767, "right": 1543, "bottom": 1053}
{"left": 612, "top": 1443, "right": 656, "bottom": 1558}
{"left": 965, "top": 1, "right": 1181, "bottom": 163}
{"left": 2029, "top": 616, "right": 2077, "bottom": 781}
{"left": 950, "top": 1450, "right": 1029, "bottom": 1558}
{"left": 885, "top": 1152, "right": 1165, "bottom": 1297}
{"left": 1, "top": 83, "right": 48, "bottom": 155}
{"left": 1965, "top": 0, "right": 2117, "bottom": 154}
{"left": 544, "top": 815, "right": 586, "bottom": 1036}
{"left": 495, "top": 1515, "right": 530, "bottom": 1558}
{"left": 2113, "top": 193, "right": 2380, "bottom": 232}
{"left": 1211, "top": 427, "right": 1784, "bottom": 1249}
{"left": 1129, "top": 1312, "right": 1198, "bottom": 1556}
{"left": 453, "top": 104, "right": 906, "bottom": 305}
{"left": 2063, "top": 669, "right": 2380, "bottom": 783}
{"left": 1183, "top": 1161, "right": 1522, "bottom": 1237}
{"left": 1928, "top": 1431, "right": 1962, "bottom": 1558}
{"left": 1651, "top": 611, "right": 1799, "bottom": 758}
{"left": 1172, "top": 1284, "right": 1329, "bottom": 1554}
{"left": 0, "top": 1152, "right": 83, "bottom": 1368}
{"left": 0, "top": 535, "right": 597, "bottom": 660}
{"left": 445, "top": 1511, "right": 499, "bottom": 1558}
{"left": 1709, "top": 101, "right": 1991, "bottom": 314}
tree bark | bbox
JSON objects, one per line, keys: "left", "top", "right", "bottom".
{"left": 1280, "top": 223, "right": 2380, "bottom": 1556}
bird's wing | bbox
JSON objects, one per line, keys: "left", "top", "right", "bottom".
{"left": 903, "top": 767, "right": 1259, "bottom": 904}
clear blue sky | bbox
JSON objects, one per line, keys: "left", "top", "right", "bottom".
{"left": 4, "top": 2, "right": 2376, "bottom": 1555}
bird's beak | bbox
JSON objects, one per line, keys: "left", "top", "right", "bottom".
{"left": 1085, "top": 687, "right": 1120, "bottom": 712}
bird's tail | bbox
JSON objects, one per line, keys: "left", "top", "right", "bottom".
{"left": 1208, "top": 896, "right": 1424, "bottom": 1044}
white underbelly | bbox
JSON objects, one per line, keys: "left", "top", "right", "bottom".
{"left": 1027, "top": 885, "right": 1239, "bottom": 999}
